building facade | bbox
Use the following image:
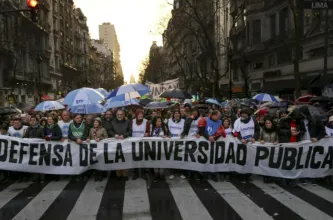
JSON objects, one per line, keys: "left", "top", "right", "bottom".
{"left": 90, "top": 39, "right": 116, "bottom": 90}
{"left": 0, "top": 0, "right": 52, "bottom": 106}
{"left": 98, "top": 22, "right": 123, "bottom": 83}
{"left": 228, "top": 0, "right": 333, "bottom": 99}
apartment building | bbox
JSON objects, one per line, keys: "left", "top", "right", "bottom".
{"left": 0, "top": 0, "right": 52, "bottom": 105}
{"left": 229, "top": 0, "right": 333, "bottom": 99}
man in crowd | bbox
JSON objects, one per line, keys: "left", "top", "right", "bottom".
{"left": 23, "top": 116, "right": 44, "bottom": 138}
{"left": 102, "top": 110, "right": 113, "bottom": 137}
{"left": 58, "top": 110, "right": 72, "bottom": 140}
{"left": 110, "top": 109, "right": 132, "bottom": 180}
{"left": 8, "top": 118, "right": 28, "bottom": 138}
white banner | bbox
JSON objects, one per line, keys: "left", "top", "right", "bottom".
{"left": 0, "top": 135, "right": 332, "bottom": 178}
{"left": 145, "top": 78, "right": 179, "bottom": 99}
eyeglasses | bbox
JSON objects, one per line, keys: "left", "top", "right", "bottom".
{"left": 117, "top": 114, "right": 124, "bottom": 116}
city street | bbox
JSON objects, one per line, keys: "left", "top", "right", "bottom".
{"left": 0, "top": 176, "right": 332, "bottom": 220}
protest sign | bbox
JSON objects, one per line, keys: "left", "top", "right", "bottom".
{"left": 0, "top": 135, "right": 332, "bottom": 178}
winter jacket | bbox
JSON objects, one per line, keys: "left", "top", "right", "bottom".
{"left": 278, "top": 117, "right": 305, "bottom": 143}
{"left": 44, "top": 124, "right": 62, "bottom": 141}
{"left": 110, "top": 118, "right": 132, "bottom": 138}
{"left": 23, "top": 125, "right": 44, "bottom": 138}
{"left": 88, "top": 127, "right": 108, "bottom": 140}
{"left": 102, "top": 118, "right": 113, "bottom": 137}
{"left": 259, "top": 128, "right": 279, "bottom": 143}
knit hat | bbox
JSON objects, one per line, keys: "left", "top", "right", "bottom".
{"left": 94, "top": 117, "right": 102, "bottom": 123}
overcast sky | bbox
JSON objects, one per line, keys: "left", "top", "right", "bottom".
{"left": 73, "top": 0, "right": 172, "bottom": 82}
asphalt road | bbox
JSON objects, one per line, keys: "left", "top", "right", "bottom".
{"left": 0, "top": 175, "right": 332, "bottom": 220}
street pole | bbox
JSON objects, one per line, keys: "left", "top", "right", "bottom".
{"left": 36, "top": 56, "right": 42, "bottom": 104}
{"left": 323, "top": 8, "right": 329, "bottom": 86}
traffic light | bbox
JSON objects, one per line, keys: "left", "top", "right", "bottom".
{"left": 26, "top": 0, "right": 39, "bottom": 23}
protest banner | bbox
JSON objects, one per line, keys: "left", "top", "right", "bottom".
{"left": 145, "top": 78, "right": 179, "bottom": 99}
{"left": 0, "top": 135, "right": 332, "bottom": 178}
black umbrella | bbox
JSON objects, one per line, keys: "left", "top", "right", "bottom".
{"left": 139, "top": 98, "right": 153, "bottom": 106}
{"left": 310, "top": 96, "right": 332, "bottom": 103}
{"left": 0, "top": 107, "right": 21, "bottom": 115}
{"left": 159, "top": 89, "right": 192, "bottom": 99}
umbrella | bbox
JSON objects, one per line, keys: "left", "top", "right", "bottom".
{"left": 310, "top": 96, "right": 332, "bottom": 103}
{"left": 107, "top": 83, "right": 150, "bottom": 100}
{"left": 15, "top": 102, "right": 32, "bottom": 111}
{"left": 205, "top": 98, "right": 221, "bottom": 106}
{"left": 57, "top": 98, "right": 64, "bottom": 104}
{"left": 139, "top": 98, "right": 153, "bottom": 106}
{"left": 296, "top": 95, "right": 316, "bottom": 104}
{"left": 159, "top": 89, "right": 192, "bottom": 99}
{"left": 69, "top": 103, "right": 106, "bottom": 114}
{"left": 64, "top": 88, "right": 104, "bottom": 106}
{"left": 104, "top": 98, "right": 140, "bottom": 109}
{"left": 253, "top": 93, "right": 279, "bottom": 102}
{"left": 144, "top": 102, "right": 169, "bottom": 109}
{"left": 0, "top": 107, "right": 20, "bottom": 115}
{"left": 34, "top": 101, "right": 65, "bottom": 112}
{"left": 96, "top": 88, "right": 109, "bottom": 97}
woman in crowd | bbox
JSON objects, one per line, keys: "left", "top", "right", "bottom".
{"left": 257, "top": 116, "right": 279, "bottom": 183}
{"left": 44, "top": 116, "right": 62, "bottom": 141}
{"left": 150, "top": 116, "right": 168, "bottom": 180}
{"left": 87, "top": 117, "right": 108, "bottom": 181}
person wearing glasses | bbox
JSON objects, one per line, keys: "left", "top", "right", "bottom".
{"left": 110, "top": 109, "right": 132, "bottom": 181}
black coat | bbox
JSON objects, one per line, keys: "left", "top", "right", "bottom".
{"left": 278, "top": 117, "right": 305, "bottom": 143}
{"left": 102, "top": 118, "right": 113, "bottom": 137}
{"left": 44, "top": 124, "right": 62, "bottom": 141}
{"left": 23, "top": 125, "right": 44, "bottom": 138}
{"left": 110, "top": 118, "right": 132, "bottom": 138}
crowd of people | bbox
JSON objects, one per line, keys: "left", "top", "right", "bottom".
{"left": 0, "top": 101, "right": 332, "bottom": 185}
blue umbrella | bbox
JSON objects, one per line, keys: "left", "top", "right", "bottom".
{"left": 106, "top": 83, "right": 150, "bottom": 100}
{"left": 144, "top": 102, "right": 169, "bottom": 109}
{"left": 253, "top": 93, "right": 279, "bottom": 102}
{"left": 96, "top": 88, "right": 109, "bottom": 97}
{"left": 64, "top": 88, "right": 104, "bottom": 106}
{"left": 69, "top": 103, "right": 106, "bottom": 114}
{"left": 206, "top": 98, "right": 221, "bottom": 106}
{"left": 34, "top": 101, "right": 65, "bottom": 112}
{"left": 104, "top": 98, "right": 140, "bottom": 109}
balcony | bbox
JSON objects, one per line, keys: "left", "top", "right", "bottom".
{"left": 246, "top": 0, "right": 264, "bottom": 14}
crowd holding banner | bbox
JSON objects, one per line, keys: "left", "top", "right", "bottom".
{"left": 0, "top": 136, "right": 332, "bottom": 178}
{"left": 0, "top": 98, "right": 332, "bottom": 185}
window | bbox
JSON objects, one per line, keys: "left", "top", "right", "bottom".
{"left": 268, "top": 54, "right": 275, "bottom": 66}
{"left": 279, "top": 8, "right": 289, "bottom": 36}
{"left": 277, "top": 48, "right": 292, "bottom": 64}
{"left": 252, "top": 20, "right": 261, "bottom": 44}
{"left": 270, "top": 14, "right": 276, "bottom": 38}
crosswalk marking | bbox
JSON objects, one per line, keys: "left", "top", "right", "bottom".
{"left": 40, "top": 178, "right": 88, "bottom": 220}
{"left": 67, "top": 178, "right": 108, "bottom": 220}
{"left": 96, "top": 177, "right": 125, "bottom": 220}
{"left": 123, "top": 179, "right": 151, "bottom": 220}
{"left": 298, "top": 184, "right": 333, "bottom": 203}
{"left": 0, "top": 177, "right": 331, "bottom": 220}
{"left": 208, "top": 180, "right": 273, "bottom": 220}
{"left": 0, "top": 182, "right": 31, "bottom": 209}
{"left": 189, "top": 180, "right": 242, "bottom": 220}
{"left": 167, "top": 179, "right": 213, "bottom": 220}
{"left": 280, "top": 183, "right": 333, "bottom": 217}
{"left": 13, "top": 180, "right": 69, "bottom": 220}
{"left": 252, "top": 180, "right": 333, "bottom": 220}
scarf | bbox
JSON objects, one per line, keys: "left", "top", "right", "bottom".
{"left": 91, "top": 127, "right": 100, "bottom": 137}
{"left": 153, "top": 126, "right": 161, "bottom": 136}
{"left": 47, "top": 124, "right": 54, "bottom": 129}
